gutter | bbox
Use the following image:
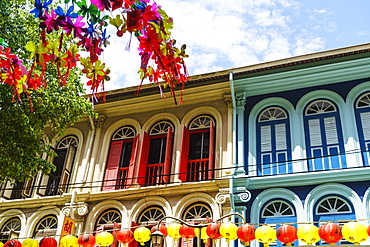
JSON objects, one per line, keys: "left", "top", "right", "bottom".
{"left": 229, "top": 72, "right": 236, "bottom": 211}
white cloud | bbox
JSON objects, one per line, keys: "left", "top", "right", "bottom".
{"left": 98, "top": 0, "right": 336, "bottom": 90}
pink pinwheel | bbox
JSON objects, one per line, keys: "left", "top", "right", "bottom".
{"left": 39, "top": 9, "right": 60, "bottom": 33}
{"left": 91, "top": 0, "right": 111, "bottom": 11}
{"left": 63, "top": 15, "right": 86, "bottom": 38}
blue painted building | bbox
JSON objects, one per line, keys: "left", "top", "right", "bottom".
{"left": 230, "top": 43, "right": 370, "bottom": 246}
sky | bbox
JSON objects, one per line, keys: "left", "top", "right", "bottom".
{"left": 97, "top": 0, "right": 370, "bottom": 91}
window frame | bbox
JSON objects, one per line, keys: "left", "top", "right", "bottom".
{"left": 256, "top": 107, "right": 292, "bottom": 176}
{"left": 354, "top": 92, "right": 370, "bottom": 166}
{"left": 303, "top": 100, "right": 346, "bottom": 171}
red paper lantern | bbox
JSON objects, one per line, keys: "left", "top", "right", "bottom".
{"left": 151, "top": 225, "right": 168, "bottom": 237}
{"left": 4, "top": 240, "right": 21, "bottom": 247}
{"left": 206, "top": 223, "right": 222, "bottom": 240}
{"left": 237, "top": 224, "right": 256, "bottom": 245}
{"left": 179, "top": 225, "right": 196, "bottom": 240}
{"left": 276, "top": 225, "right": 297, "bottom": 246}
{"left": 116, "top": 229, "right": 135, "bottom": 245}
{"left": 39, "top": 238, "right": 57, "bottom": 247}
{"left": 319, "top": 222, "right": 342, "bottom": 245}
{"left": 78, "top": 234, "right": 96, "bottom": 247}
{"left": 367, "top": 224, "right": 370, "bottom": 236}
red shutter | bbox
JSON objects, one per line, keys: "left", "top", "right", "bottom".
{"left": 102, "top": 141, "right": 123, "bottom": 191}
{"left": 137, "top": 131, "right": 149, "bottom": 186}
{"left": 208, "top": 121, "right": 215, "bottom": 179}
{"left": 162, "top": 127, "right": 173, "bottom": 184}
{"left": 125, "top": 134, "right": 140, "bottom": 189}
{"left": 179, "top": 125, "right": 190, "bottom": 182}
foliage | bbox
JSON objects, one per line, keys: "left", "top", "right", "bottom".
{"left": 0, "top": 0, "right": 95, "bottom": 183}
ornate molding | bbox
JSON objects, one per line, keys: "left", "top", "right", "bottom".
{"left": 236, "top": 92, "right": 247, "bottom": 109}
{"left": 223, "top": 95, "right": 233, "bottom": 109}
{"left": 215, "top": 188, "right": 230, "bottom": 204}
{"left": 62, "top": 203, "right": 89, "bottom": 217}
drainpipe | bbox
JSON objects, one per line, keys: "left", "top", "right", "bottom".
{"left": 229, "top": 72, "right": 236, "bottom": 212}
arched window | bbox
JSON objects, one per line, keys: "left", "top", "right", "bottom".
{"left": 355, "top": 93, "right": 370, "bottom": 166}
{"left": 314, "top": 196, "right": 355, "bottom": 245}
{"left": 257, "top": 107, "right": 291, "bottom": 175}
{"left": 134, "top": 206, "right": 166, "bottom": 247}
{"left": 33, "top": 215, "right": 58, "bottom": 239}
{"left": 103, "top": 126, "right": 139, "bottom": 191}
{"left": 180, "top": 203, "right": 213, "bottom": 247}
{"left": 137, "top": 121, "right": 174, "bottom": 186}
{"left": 261, "top": 200, "right": 297, "bottom": 247}
{"left": 137, "top": 206, "right": 165, "bottom": 226}
{"left": 38, "top": 136, "right": 78, "bottom": 196}
{"left": 95, "top": 209, "right": 122, "bottom": 247}
{"left": 0, "top": 217, "right": 21, "bottom": 242}
{"left": 179, "top": 116, "right": 215, "bottom": 182}
{"left": 304, "top": 100, "right": 346, "bottom": 171}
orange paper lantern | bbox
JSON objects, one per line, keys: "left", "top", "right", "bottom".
{"left": 179, "top": 225, "right": 196, "bottom": 240}
{"left": 206, "top": 223, "right": 222, "bottom": 240}
{"left": 276, "top": 225, "right": 297, "bottom": 246}
{"left": 78, "top": 234, "right": 96, "bottom": 247}
{"left": 318, "top": 222, "right": 342, "bottom": 245}
{"left": 237, "top": 224, "right": 256, "bottom": 246}
{"left": 116, "top": 229, "right": 134, "bottom": 245}
{"left": 39, "top": 237, "right": 57, "bottom": 247}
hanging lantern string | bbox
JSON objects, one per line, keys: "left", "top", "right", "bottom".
{"left": 6, "top": 217, "right": 370, "bottom": 241}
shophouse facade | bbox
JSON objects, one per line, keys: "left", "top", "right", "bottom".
{"left": 230, "top": 43, "right": 370, "bottom": 246}
{"left": 0, "top": 72, "right": 234, "bottom": 247}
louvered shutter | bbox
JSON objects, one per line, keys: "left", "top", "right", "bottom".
{"left": 324, "top": 117, "right": 338, "bottom": 145}
{"left": 163, "top": 127, "right": 173, "bottom": 184}
{"left": 102, "top": 141, "right": 123, "bottom": 191}
{"left": 125, "top": 134, "right": 139, "bottom": 189}
{"left": 275, "top": 123, "right": 287, "bottom": 151}
{"left": 1, "top": 181, "right": 13, "bottom": 199}
{"left": 58, "top": 145, "right": 76, "bottom": 194}
{"left": 208, "top": 121, "right": 215, "bottom": 180}
{"left": 360, "top": 112, "right": 370, "bottom": 140}
{"left": 308, "top": 119, "right": 322, "bottom": 146}
{"left": 22, "top": 177, "right": 35, "bottom": 197}
{"left": 137, "top": 131, "right": 149, "bottom": 186}
{"left": 261, "top": 125, "right": 272, "bottom": 152}
{"left": 37, "top": 174, "right": 50, "bottom": 196}
{"left": 179, "top": 125, "right": 190, "bottom": 182}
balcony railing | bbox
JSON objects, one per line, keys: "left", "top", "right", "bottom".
{"left": 146, "top": 163, "right": 164, "bottom": 186}
{"left": 186, "top": 159, "right": 212, "bottom": 182}
{"left": 117, "top": 168, "right": 129, "bottom": 189}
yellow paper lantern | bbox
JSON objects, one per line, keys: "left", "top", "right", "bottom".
{"left": 0, "top": 242, "right": 3, "bottom": 247}
{"left": 219, "top": 222, "right": 238, "bottom": 242}
{"left": 200, "top": 227, "right": 209, "bottom": 243}
{"left": 134, "top": 227, "right": 151, "bottom": 246}
{"left": 22, "top": 239, "right": 38, "bottom": 247}
{"left": 95, "top": 232, "right": 114, "bottom": 247}
{"left": 167, "top": 223, "right": 182, "bottom": 241}
{"left": 255, "top": 225, "right": 276, "bottom": 247}
{"left": 342, "top": 222, "right": 368, "bottom": 245}
{"left": 59, "top": 235, "right": 78, "bottom": 247}
{"left": 297, "top": 224, "right": 320, "bottom": 245}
